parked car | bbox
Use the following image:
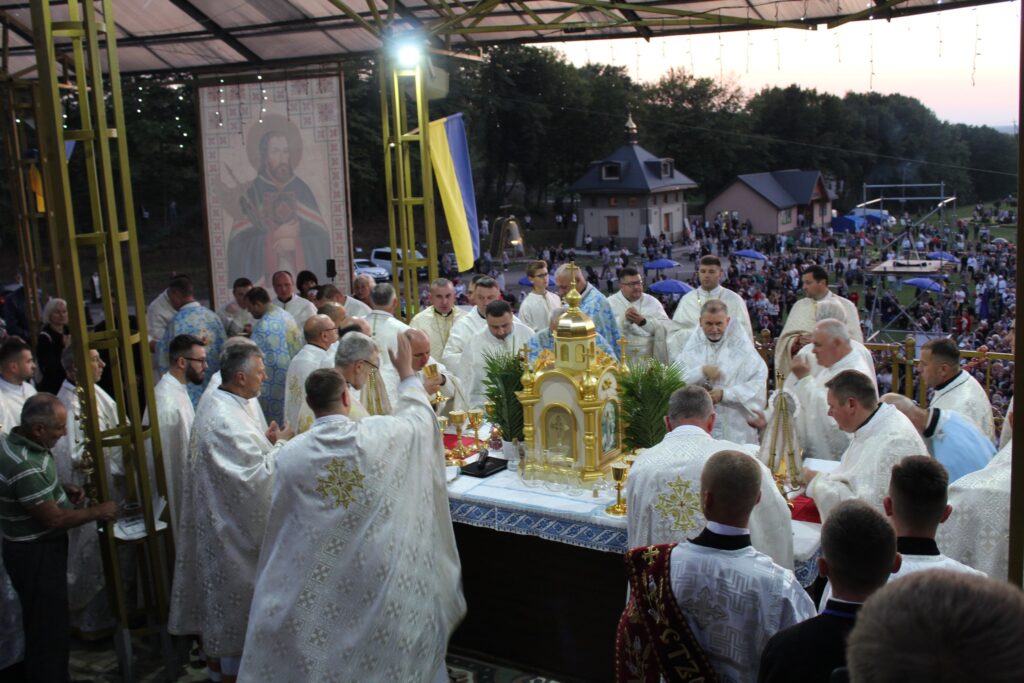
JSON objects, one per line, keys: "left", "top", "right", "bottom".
{"left": 369, "top": 247, "right": 429, "bottom": 280}
{"left": 353, "top": 258, "right": 392, "bottom": 283}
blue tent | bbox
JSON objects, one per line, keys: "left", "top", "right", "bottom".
{"left": 649, "top": 279, "right": 692, "bottom": 295}
{"left": 831, "top": 215, "right": 867, "bottom": 233}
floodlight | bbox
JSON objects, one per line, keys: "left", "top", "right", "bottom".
{"left": 396, "top": 42, "right": 423, "bottom": 68}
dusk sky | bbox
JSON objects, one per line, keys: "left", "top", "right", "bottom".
{"left": 555, "top": 1, "right": 1020, "bottom": 128}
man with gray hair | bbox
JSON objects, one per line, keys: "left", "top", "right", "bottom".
{"left": 627, "top": 385, "right": 794, "bottom": 569}
{"left": 296, "top": 330, "right": 380, "bottom": 431}
{"left": 787, "top": 317, "right": 877, "bottom": 461}
{"left": 554, "top": 262, "right": 621, "bottom": 358}
{"left": 792, "top": 299, "right": 874, "bottom": 380}
{"left": 365, "top": 283, "right": 411, "bottom": 408}
{"left": 410, "top": 278, "right": 466, "bottom": 359}
{"left": 677, "top": 299, "right": 767, "bottom": 445}
{"left": 1, "top": 393, "right": 118, "bottom": 682}
{"left": 169, "top": 342, "right": 293, "bottom": 682}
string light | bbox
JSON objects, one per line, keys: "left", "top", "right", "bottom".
{"left": 971, "top": 8, "right": 981, "bottom": 86}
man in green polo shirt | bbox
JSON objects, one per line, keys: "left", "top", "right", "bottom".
{"left": 0, "top": 393, "right": 118, "bottom": 683}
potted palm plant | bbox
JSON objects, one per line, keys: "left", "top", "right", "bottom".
{"left": 482, "top": 351, "right": 525, "bottom": 443}
{"left": 618, "top": 358, "right": 685, "bottom": 451}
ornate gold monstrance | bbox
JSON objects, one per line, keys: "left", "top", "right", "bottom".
{"left": 516, "top": 272, "right": 624, "bottom": 480}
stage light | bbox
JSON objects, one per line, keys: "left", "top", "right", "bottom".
{"left": 393, "top": 37, "right": 424, "bottom": 68}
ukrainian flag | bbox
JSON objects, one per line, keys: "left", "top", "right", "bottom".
{"left": 428, "top": 113, "right": 479, "bottom": 272}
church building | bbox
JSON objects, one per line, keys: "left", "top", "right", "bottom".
{"left": 569, "top": 115, "right": 697, "bottom": 249}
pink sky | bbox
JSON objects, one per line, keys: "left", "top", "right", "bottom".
{"left": 555, "top": 1, "right": 1020, "bottom": 128}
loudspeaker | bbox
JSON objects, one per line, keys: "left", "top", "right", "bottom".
{"left": 326, "top": 258, "right": 337, "bottom": 280}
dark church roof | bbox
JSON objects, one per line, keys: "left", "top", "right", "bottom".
{"left": 731, "top": 170, "right": 836, "bottom": 209}
{"left": 569, "top": 117, "right": 697, "bottom": 195}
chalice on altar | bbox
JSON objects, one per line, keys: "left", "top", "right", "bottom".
{"left": 448, "top": 410, "right": 468, "bottom": 465}
{"left": 467, "top": 409, "right": 485, "bottom": 454}
{"left": 423, "top": 363, "right": 444, "bottom": 407}
{"left": 605, "top": 462, "right": 628, "bottom": 516}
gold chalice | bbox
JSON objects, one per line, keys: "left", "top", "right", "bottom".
{"left": 423, "top": 363, "right": 444, "bottom": 407}
{"left": 467, "top": 409, "right": 485, "bottom": 454}
{"left": 605, "top": 462, "right": 628, "bottom": 516}
{"left": 448, "top": 410, "right": 468, "bottom": 465}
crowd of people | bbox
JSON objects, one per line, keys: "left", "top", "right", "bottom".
{"left": 0, "top": 211, "right": 1020, "bottom": 682}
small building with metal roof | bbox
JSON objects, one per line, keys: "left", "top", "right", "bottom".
{"left": 704, "top": 169, "right": 836, "bottom": 235}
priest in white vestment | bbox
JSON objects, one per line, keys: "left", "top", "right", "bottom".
{"left": 627, "top": 386, "right": 794, "bottom": 569}
{"left": 678, "top": 301, "right": 767, "bottom": 445}
{"left": 919, "top": 337, "right": 995, "bottom": 440}
{"left": 365, "top": 284, "right": 411, "bottom": 407}
{"left": 805, "top": 370, "right": 926, "bottom": 520}
{"left": 518, "top": 261, "right": 562, "bottom": 333}
{"left": 938, "top": 438, "right": 1014, "bottom": 580}
{"left": 0, "top": 339, "right": 37, "bottom": 436}
{"left": 53, "top": 347, "right": 123, "bottom": 635}
{"left": 283, "top": 315, "right": 337, "bottom": 431}
{"left": 298, "top": 331, "right": 379, "bottom": 431}
{"left": 410, "top": 278, "right": 467, "bottom": 359}
{"left": 311, "top": 283, "right": 367, "bottom": 321}
{"left": 144, "top": 334, "right": 204, "bottom": 534}
{"left": 239, "top": 336, "right": 465, "bottom": 682}
{"left": 670, "top": 255, "right": 753, "bottom": 356}
{"left": 442, "top": 276, "right": 504, "bottom": 368}
{"left": 168, "top": 343, "right": 293, "bottom": 677}
{"left": 606, "top": 266, "right": 675, "bottom": 363}
{"left": 458, "top": 300, "right": 534, "bottom": 409}
{"left": 198, "top": 339, "right": 268, "bottom": 433}
{"left": 618, "top": 450, "right": 814, "bottom": 682}
{"left": 408, "top": 329, "right": 465, "bottom": 414}
{"left": 272, "top": 270, "right": 317, "bottom": 328}
{"left": 786, "top": 319, "right": 877, "bottom": 461}
{"left": 217, "top": 278, "right": 255, "bottom": 337}
{"left": 791, "top": 299, "right": 874, "bottom": 380}
{"left": 775, "top": 265, "right": 862, "bottom": 379}
{"left": 1000, "top": 396, "right": 1013, "bottom": 448}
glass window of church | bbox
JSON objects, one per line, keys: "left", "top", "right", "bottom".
{"left": 609, "top": 196, "right": 618, "bottom": 207}
{"left": 602, "top": 163, "right": 621, "bottom": 180}
{"left": 661, "top": 160, "right": 673, "bottom": 177}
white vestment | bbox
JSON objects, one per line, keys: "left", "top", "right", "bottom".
{"left": 146, "top": 289, "right": 176, "bottom": 343}
{"left": 168, "top": 389, "right": 285, "bottom": 656}
{"left": 458, "top": 322, "right": 535, "bottom": 408}
{"left": 789, "top": 348, "right": 878, "bottom": 461}
{"left": 217, "top": 301, "right": 254, "bottom": 337}
{"left": 678, "top": 321, "right": 767, "bottom": 445}
{"left": 0, "top": 378, "right": 36, "bottom": 438}
{"left": 606, "top": 291, "right": 674, "bottom": 363}
{"left": 670, "top": 285, "right": 753, "bottom": 357}
{"left": 410, "top": 305, "right": 467, "bottom": 360}
{"left": 794, "top": 339, "right": 874, "bottom": 382}
{"left": 627, "top": 426, "right": 794, "bottom": 569}
{"left": 199, "top": 371, "right": 268, "bottom": 433}
{"left": 366, "top": 310, "right": 411, "bottom": 406}
{"left": 53, "top": 379, "right": 123, "bottom": 633}
{"left": 938, "top": 441, "right": 1015, "bottom": 579}
{"left": 519, "top": 290, "right": 562, "bottom": 333}
{"left": 806, "top": 403, "right": 927, "bottom": 520}
{"left": 1000, "top": 396, "right": 1012, "bottom": 448}
{"left": 276, "top": 295, "right": 317, "bottom": 328}
{"left": 144, "top": 372, "right": 194, "bottom": 533}
{"left": 238, "top": 378, "right": 466, "bottom": 682}
{"left": 337, "top": 295, "right": 372, "bottom": 319}
{"left": 668, "top": 538, "right": 815, "bottom": 682}
{"left": 284, "top": 344, "right": 328, "bottom": 431}
{"left": 929, "top": 370, "right": 995, "bottom": 441}
{"left": 441, "top": 309, "right": 488, "bottom": 368}
{"left": 775, "top": 292, "right": 862, "bottom": 378}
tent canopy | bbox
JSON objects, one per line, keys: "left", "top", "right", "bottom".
{"left": 0, "top": 0, "right": 1012, "bottom": 76}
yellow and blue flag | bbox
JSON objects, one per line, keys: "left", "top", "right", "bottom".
{"left": 428, "top": 113, "right": 479, "bottom": 272}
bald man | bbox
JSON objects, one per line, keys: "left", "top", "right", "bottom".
{"left": 406, "top": 329, "right": 464, "bottom": 414}
{"left": 616, "top": 450, "right": 814, "bottom": 682}
{"left": 284, "top": 314, "right": 338, "bottom": 431}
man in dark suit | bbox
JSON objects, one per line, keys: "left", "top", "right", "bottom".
{"left": 758, "top": 500, "right": 900, "bottom": 682}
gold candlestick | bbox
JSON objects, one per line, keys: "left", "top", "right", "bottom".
{"left": 605, "top": 462, "right": 628, "bottom": 516}
{"left": 448, "top": 410, "right": 468, "bottom": 466}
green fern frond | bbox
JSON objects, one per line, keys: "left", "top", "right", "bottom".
{"left": 618, "top": 359, "right": 685, "bottom": 450}
{"left": 481, "top": 351, "right": 525, "bottom": 441}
